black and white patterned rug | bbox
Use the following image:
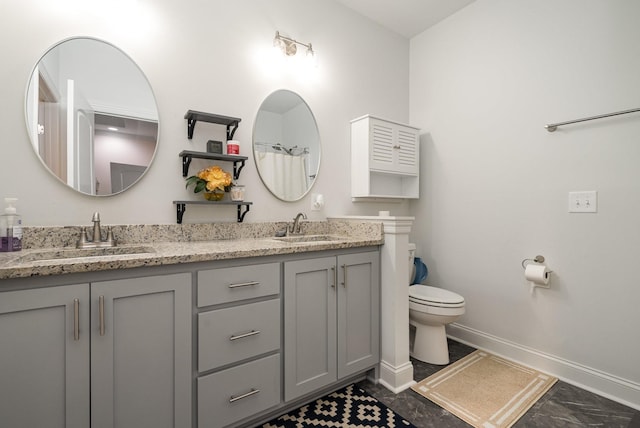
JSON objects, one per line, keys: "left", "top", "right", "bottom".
{"left": 262, "top": 384, "right": 416, "bottom": 428}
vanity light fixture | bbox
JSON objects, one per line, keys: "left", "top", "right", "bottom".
{"left": 274, "top": 31, "right": 314, "bottom": 58}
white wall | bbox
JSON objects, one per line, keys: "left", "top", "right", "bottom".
{"left": 0, "top": 0, "right": 411, "bottom": 226}
{"left": 6, "top": 0, "right": 638, "bottom": 410}
{"left": 410, "top": 0, "right": 640, "bottom": 407}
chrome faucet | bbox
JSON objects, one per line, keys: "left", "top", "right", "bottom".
{"left": 289, "top": 212, "right": 307, "bottom": 235}
{"left": 77, "top": 212, "right": 116, "bottom": 248}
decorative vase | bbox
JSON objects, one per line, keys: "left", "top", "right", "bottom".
{"left": 203, "top": 191, "right": 225, "bottom": 201}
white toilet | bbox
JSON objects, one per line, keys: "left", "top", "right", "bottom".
{"left": 408, "top": 243, "right": 465, "bottom": 365}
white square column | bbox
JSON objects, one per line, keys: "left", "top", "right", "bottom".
{"left": 377, "top": 217, "right": 415, "bottom": 393}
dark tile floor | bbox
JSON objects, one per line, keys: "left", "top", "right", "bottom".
{"left": 358, "top": 339, "right": 640, "bottom": 428}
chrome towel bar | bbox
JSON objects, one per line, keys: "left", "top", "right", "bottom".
{"left": 545, "top": 107, "right": 640, "bottom": 132}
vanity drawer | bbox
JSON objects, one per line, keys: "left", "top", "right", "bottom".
{"left": 198, "top": 354, "right": 281, "bottom": 428}
{"left": 197, "top": 262, "right": 280, "bottom": 307}
{"left": 198, "top": 298, "right": 280, "bottom": 372}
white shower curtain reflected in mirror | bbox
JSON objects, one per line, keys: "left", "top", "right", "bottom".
{"left": 253, "top": 90, "right": 320, "bottom": 201}
{"left": 254, "top": 151, "right": 308, "bottom": 201}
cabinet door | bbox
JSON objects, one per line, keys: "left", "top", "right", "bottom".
{"left": 369, "top": 119, "right": 418, "bottom": 175}
{"left": 0, "top": 284, "right": 90, "bottom": 428}
{"left": 369, "top": 119, "right": 396, "bottom": 171}
{"left": 90, "top": 273, "right": 191, "bottom": 428}
{"left": 284, "top": 257, "right": 337, "bottom": 401}
{"left": 337, "top": 251, "right": 380, "bottom": 378}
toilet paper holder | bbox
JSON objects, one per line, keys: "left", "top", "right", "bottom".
{"left": 522, "top": 255, "right": 553, "bottom": 294}
{"left": 521, "top": 255, "right": 546, "bottom": 269}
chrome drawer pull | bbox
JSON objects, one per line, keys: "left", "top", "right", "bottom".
{"left": 341, "top": 264, "right": 347, "bottom": 288}
{"left": 331, "top": 266, "right": 336, "bottom": 289}
{"left": 228, "top": 281, "right": 260, "bottom": 289}
{"left": 229, "top": 330, "right": 261, "bottom": 341}
{"left": 98, "top": 295, "right": 105, "bottom": 336}
{"left": 73, "top": 298, "right": 80, "bottom": 341}
{"left": 229, "top": 388, "right": 260, "bottom": 403}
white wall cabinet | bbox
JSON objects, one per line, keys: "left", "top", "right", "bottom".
{"left": 0, "top": 273, "right": 192, "bottom": 428}
{"left": 283, "top": 251, "right": 380, "bottom": 402}
{"left": 351, "top": 114, "right": 420, "bottom": 200}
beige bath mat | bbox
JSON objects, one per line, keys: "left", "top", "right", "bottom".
{"left": 411, "top": 350, "right": 557, "bottom": 428}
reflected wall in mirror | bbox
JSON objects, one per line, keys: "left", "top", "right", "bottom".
{"left": 25, "top": 37, "right": 159, "bottom": 196}
{"left": 253, "top": 90, "right": 320, "bottom": 201}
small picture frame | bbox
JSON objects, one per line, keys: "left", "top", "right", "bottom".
{"left": 206, "top": 140, "right": 223, "bottom": 154}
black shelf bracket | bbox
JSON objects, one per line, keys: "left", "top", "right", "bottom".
{"left": 182, "top": 155, "right": 193, "bottom": 177}
{"left": 237, "top": 204, "right": 251, "bottom": 223}
{"left": 176, "top": 203, "right": 186, "bottom": 224}
{"left": 186, "top": 118, "right": 197, "bottom": 140}
{"left": 227, "top": 121, "right": 239, "bottom": 140}
{"left": 233, "top": 160, "right": 246, "bottom": 180}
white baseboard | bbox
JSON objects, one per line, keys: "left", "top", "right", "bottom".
{"left": 447, "top": 323, "right": 640, "bottom": 411}
{"left": 378, "top": 360, "right": 416, "bottom": 393}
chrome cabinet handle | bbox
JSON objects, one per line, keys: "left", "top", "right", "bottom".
{"left": 229, "top": 388, "right": 260, "bottom": 403}
{"left": 228, "top": 281, "right": 260, "bottom": 289}
{"left": 73, "top": 298, "right": 80, "bottom": 341}
{"left": 341, "top": 264, "right": 347, "bottom": 288}
{"left": 229, "top": 330, "right": 261, "bottom": 341}
{"left": 99, "top": 295, "right": 105, "bottom": 336}
{"left": 331, "top": 266, "right": 336, "bottom": 288}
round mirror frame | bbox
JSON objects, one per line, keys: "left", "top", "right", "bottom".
{"left": 252, "top": 89, "right": 321, "bottom": 202}
{"left": 24, "top": 36, "right": 160, "bottom": 197}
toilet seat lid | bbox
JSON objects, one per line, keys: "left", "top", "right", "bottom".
{"left": 409, "top": 285, "right": 465, "bottom": 305}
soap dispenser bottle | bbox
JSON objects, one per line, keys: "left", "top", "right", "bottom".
{"left": 0, "top": 198, "right": 22, "bottom": 252}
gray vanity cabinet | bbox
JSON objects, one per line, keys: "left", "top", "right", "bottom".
{"left": 0, "top": 284, "right": 90, "bottom": 428}
{"left": 90, "top": 273, "right": 192, "bottom": 428}
{"left": 197, "top": 262, "right": 282, "bottom": 428}
{"left": 283, "top": 251, "right": 380, "bottom": 402}
{"left": 0, "top": 273, "right": 191, "bottom": 428}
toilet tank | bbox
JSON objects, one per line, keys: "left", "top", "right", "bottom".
{"left": 408, "top": 243, "right": 416, "bottom": 284}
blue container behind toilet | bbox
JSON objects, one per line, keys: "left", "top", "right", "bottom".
{"left": 413, "top": 257, "right": 428, "bottom": 284}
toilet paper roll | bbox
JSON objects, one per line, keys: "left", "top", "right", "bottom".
{"left": 524, "top": 264, "right": 550, "bottom": 285}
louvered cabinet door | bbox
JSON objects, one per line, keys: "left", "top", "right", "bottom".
{"left": 395, "top": 126, "right": 419, "bottom": 175}
{"left": 369, "top": 118, "right": 418, "bottom": 175}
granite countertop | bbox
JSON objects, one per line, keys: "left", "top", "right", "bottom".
{"left": 0, "top": 220, "right": 383, "bottom": 280}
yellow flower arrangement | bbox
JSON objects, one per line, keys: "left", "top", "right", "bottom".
{"left": 185, "top": 166, "right": 233, "bottom": 195}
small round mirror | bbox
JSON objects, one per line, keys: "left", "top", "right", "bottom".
{"left": 253, "top": 90, "right": 320, "bottom": 201}
{"left": 25, "top": 37, "right": 159, "bottom": 196}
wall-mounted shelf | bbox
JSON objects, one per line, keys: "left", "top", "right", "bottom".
{"left": 179, "top": 110, "right": 251, "bottom": 224}
{"left": 173, "top": 201, "right": 252, "bottom": 224}
{"left": 184, "top": 110, "right": 241, "bottom": 140}
{"left": 179, "top": 150, "right": 247, "bottom": 180}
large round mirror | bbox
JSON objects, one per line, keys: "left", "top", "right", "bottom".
{"left": 253, "top": 90, "right": 320, "bottom": 201}
{"left": 25, "top": 37, "right": 159, "bottom": 196}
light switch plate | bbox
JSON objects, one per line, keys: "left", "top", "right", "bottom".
{"left": 568, "top": 191, "right": 597, "bottom": 213}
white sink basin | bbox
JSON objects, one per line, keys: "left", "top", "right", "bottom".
{"left": 14, "top": 245, "right": 156, "bottom": 264}
{"left": 271, "top": 234, "right": 343, "bottom": 243}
